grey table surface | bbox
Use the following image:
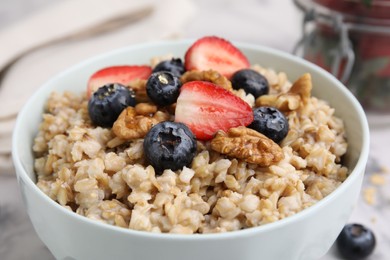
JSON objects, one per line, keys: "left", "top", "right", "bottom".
{"left": 1, "top": 0, "right": 389, "bottom": 259}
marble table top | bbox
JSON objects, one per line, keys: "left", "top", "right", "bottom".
{"left": 0, "top": 0, "right": 389, "bottom": 259}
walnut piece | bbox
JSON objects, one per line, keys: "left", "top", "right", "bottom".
{"left": 129, "top": 79, "right": 150, "bottom": 103}
{"left": 180, "top": 69, "right": 233, "bottom": 91}
{"left": 289, "top": 73, "right": 312, "bottom": 102}
{"left": 255, "top": 73, "right": 312, "bottom": 111}
{"left": 256, "top": 94, "right": 301, "bottom": 111}
{"left": 112, "top": 106, "right": 169, "bottom": 139}
{"left": 210, "top": 127, "right": 284, "bottom": 166}
{"left": 134, "top": 103, "right": 157, "bottom": 116}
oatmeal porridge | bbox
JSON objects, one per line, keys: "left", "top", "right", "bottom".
{"left": 33, "top": 36, "right": 348, "bottom": 234}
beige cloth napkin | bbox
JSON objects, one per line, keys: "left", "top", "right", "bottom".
{"left": 0, "top": 0, "right": 196, "bottom": 175}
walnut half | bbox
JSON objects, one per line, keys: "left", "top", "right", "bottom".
{"left": 180, "top": 69, "right": 233, "bottom": 91}
{"left": 112, "top": 105, "right": 170, "bottom": 140}
{"left": 210, "top": 127, "right": 284, "bottom": 166}
{"left": 255, "top": 73, "right": 312, "bottom": 111}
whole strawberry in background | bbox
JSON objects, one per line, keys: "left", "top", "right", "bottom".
{"left": 299, "top": 0, "right": 390, "bottom": 112}
{"left": 356, "top": 33, "right": 390, "bottom": 78}
{"left": 348, "top": 32, "right": 390, "bottom": 112}
{"left": 314, "top": 0, "right": 390, "bottom": 20}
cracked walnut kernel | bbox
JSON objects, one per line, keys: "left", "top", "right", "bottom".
{"left": 134, "top": 103, "right": 158, "bottom": 116}
{"left": 180, "top": 69, "right": 233, "bottom": 91}
{"left": 210, "top": 126, "right": 284, "bottom": 166}
{"left": 112, "top": 106, "right": 169, "bottom": 139}
{"left": 256, "top": 73, "right": 312, "bottom": 111}
{"left": 289, "top": 73, "right": 312, "bottom": 102}
{"left": 128, "top": 79, "right": 149, "bottom": 103}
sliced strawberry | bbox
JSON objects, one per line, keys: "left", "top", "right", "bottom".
{"left": 175, "top": 81, "right": 254, "bottom": 140}
{"left": 87, "top": 65, "right": 152, "bottom": 98}
{"left": 184, "top": 36, "right": 250, "bottom": 78}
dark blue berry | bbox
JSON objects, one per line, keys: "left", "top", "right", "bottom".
{"left": 143, "top": 121, "right": 197, "bottom": 174}
{"left": 152, "top": 58, "right": 185, "bottom": 77}
{"left": 231, "top": 69, "right": 269, "bottom": 98}
{"left": 146, "top": 71, "right": 182, "bottom": 106}
{"left": 248, "top": 106, "right": 288, "bottom": 143}
{"left": 336, "top": 223, "right": 376, "bottom": 259}
{"left": 88, "top": 83, "right": 135, "bottom": 127}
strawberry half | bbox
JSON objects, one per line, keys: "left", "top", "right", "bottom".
{"left": 175, "top": 81, "right": 254, "bottom": 140}
{"left": 87, "top": 65, "right": 152, "bottom": 98}
{"left": 184, "top": 36, "right": 250, "bottom": 78}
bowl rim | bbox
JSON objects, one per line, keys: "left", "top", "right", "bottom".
{"left": 12, "top": 38, "right": 370, "bottom": 240}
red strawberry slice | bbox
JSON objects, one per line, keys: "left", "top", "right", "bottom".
{"left": 175, "top": 81, "right": 254, "bottom": 140}
{"left": 87, "top": 65, "right": 152, "bottom": 98}
{"left": 184, "top": 36, "right": 250, "bottom": 78}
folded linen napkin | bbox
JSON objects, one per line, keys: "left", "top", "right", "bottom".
{"left": 0, "top": 0, "right": 196, "bottom": 175}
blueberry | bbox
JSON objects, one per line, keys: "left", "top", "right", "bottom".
{"left": 336, "top": 223, "right": 376, "bottom": 259}
{"left": 231, "top": 69, "right": 269, "bottom": 98}
{"left": 248, "top": 106, "right": 288, "bottom": 143}
{"left": 152, "top": 58, "right": 185, "bottom": 77}
{"left": 143, "top": 121, "right": 197, "bottom": 174}
{"left": 88, "top": 83, "right": 135, "bottom": 127}
{"left": 146, "top": 71, "right": 182, "bottom": 106}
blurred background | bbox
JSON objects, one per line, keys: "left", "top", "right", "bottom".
{"left": 0, "top": 0, "right": 389, "bottom": 259}
{"left": 0, "top": 0, "right": 302, "bottom": 50}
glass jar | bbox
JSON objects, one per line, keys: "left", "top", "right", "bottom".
{"left": 294, "top": 0, "right": 390, "bottom": 126}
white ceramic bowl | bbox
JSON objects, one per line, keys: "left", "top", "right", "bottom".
{"left": 12, "top": 40, "right": 369, "bottom": 260}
